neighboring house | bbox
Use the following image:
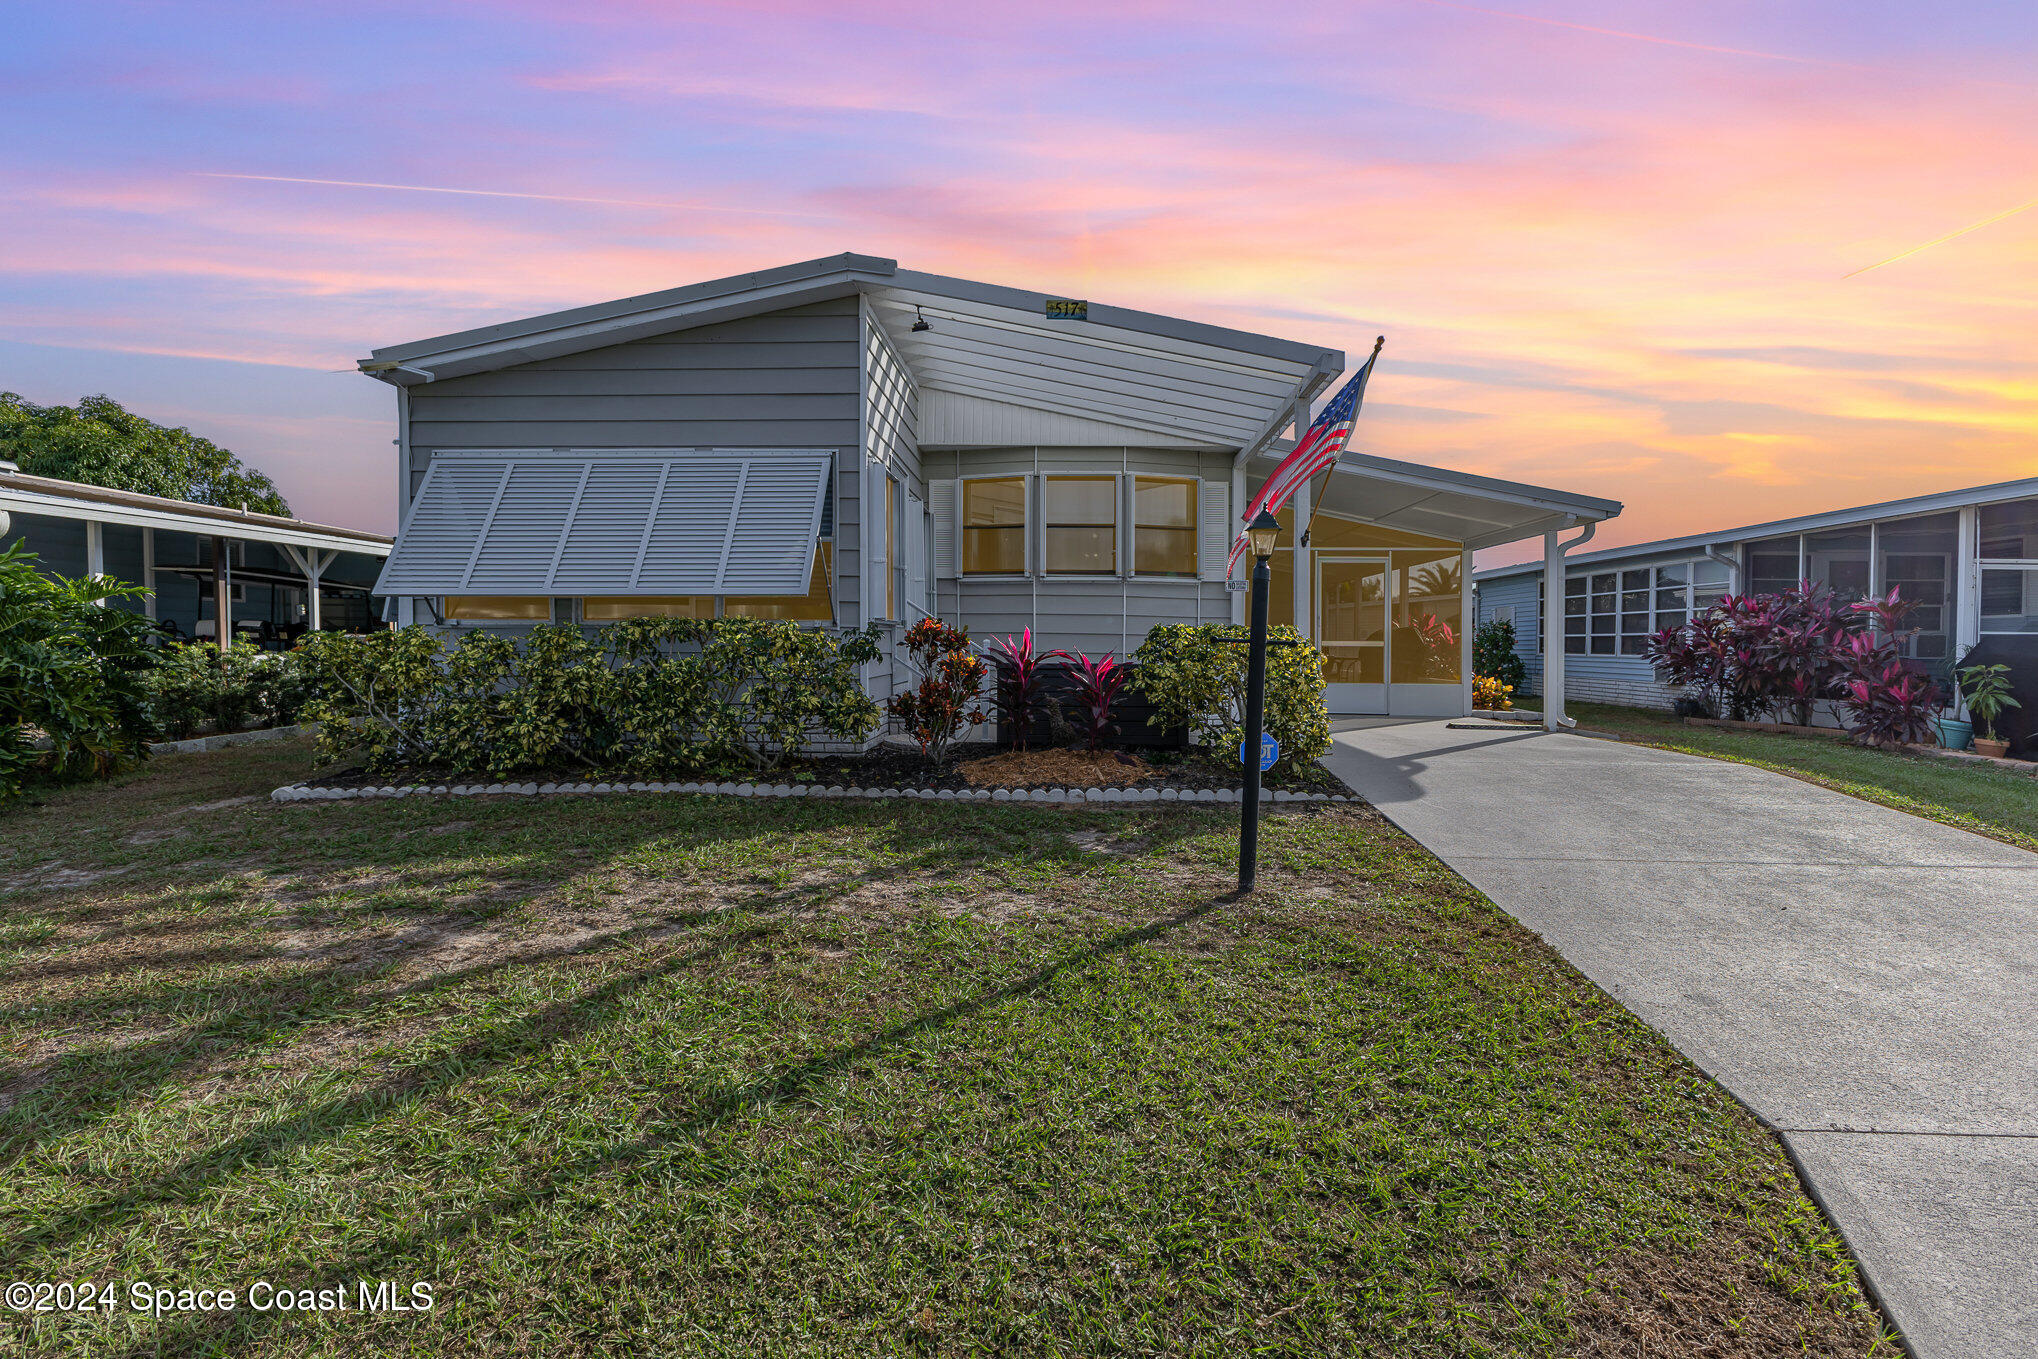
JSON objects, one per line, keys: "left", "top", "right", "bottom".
{"left": 1473, "top": 477, "right": 2038, "bottom": 754}
{"left": 362, "top": 253, "right": 1619, "bottom": 728}
{"left": 0, "top": 462, "right": 390, "bottom": 642}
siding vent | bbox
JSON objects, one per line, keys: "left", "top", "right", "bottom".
{"left": 376, "top": 450, "right": 831, "bottom": 596}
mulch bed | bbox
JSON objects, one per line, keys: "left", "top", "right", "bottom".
{"left": 298, "top": 742, "right": 1356, "bottom": 796}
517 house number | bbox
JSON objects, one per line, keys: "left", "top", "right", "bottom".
{"left": 1044, "top": 298, "right": 1088, "bottom": 320}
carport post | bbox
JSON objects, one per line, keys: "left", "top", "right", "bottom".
{"left": 212, "top": 535, "right": 232, "bottom": 651}
{"left": 1542, "top": 530, "right": 1566, "bottom": 730}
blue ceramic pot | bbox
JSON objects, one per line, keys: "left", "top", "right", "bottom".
{"left": 1933, "top": 715, "right": 1973, "bottom": 750}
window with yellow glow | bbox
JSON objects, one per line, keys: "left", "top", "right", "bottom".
{"left": 581, "top": 596, "right": 715, "bottom": 621}
{"left": 1133, "top": 476, "right": 1197, "bottom": 577}
{"left": 885, "top": 479, "right": 898, "bottom": 619}
{"left": 1390, "top": 549, "right": 1463, "bottom": 683}
{"left": 442, "top": 596, "right": 551, "bottom": 621}
{"left": 961, "top": 478, "right": 1026, "bottom": 575}
{"left": 723, "top": 542, "right": 834, "bottom": 621}
{"left": 1043, "top": 475, "right": 1117, "bottom": 575}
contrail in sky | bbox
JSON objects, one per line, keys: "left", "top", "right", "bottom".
{"left": 1408, "top": 0, "right": 1882, "bottom": 72}
{"left": 1845, "top": 196, "right": 2038, "bottom": 277}
{"left": 196, "top": 172, "right": 811, "bottom": 217}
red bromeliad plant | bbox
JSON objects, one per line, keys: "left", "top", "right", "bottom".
{"left": 1051, "top": 650, "right": 1128, "bottom": 751}
{"left": 888, "top": 619, "right": 988, "bottom": 766}
{"left": 986, "top": 627, "right": 1048, "bottom": 751}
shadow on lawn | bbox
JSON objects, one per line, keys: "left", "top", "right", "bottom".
{"left": 75, "top": 884, "right": 1236, "bottom": 1357}
{"left": 0, "top": 798, "right": 1223, "bottom": 1216}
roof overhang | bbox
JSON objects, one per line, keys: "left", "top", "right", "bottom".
{"left": 0, "top": 474, "right": 390, "bottom": 557}
{"left": 1252, "top": 447, "right": 1621, "bottom": 552}
{"left": 1474, "top": 473, "right": 2038, "bottom": 581}
{"left": 360, "top": 254, "right": 1342, "bottom": 454}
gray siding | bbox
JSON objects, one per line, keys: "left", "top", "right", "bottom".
{"left": 404, "top": 294, "right": 866, "bottom": 633}
{"left": 922, "top": 447, "right": 1234, "bottom": 657}
{"left": 405, "top": 297, "right": 861, "bottom": 488}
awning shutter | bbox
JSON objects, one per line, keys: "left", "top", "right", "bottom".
{"left": 375, "top": 450, "right": 832, "bottom": 597}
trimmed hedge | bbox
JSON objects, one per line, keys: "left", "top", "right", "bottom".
{"left": 298, "top": 619, "right": 881, "bottom": 779}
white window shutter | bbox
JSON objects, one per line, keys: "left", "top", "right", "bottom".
{"left": 1198, "top": 479, "right": 1232, "bottom": 582}
{"left": 930, "top": 478, "right": 957, "bottom": 578}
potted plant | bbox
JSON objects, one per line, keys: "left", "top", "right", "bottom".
{"left": 1933, "top": 664, "right": 1974, "bottom": 752}
{"left": 1956, "top": 661, "right": 2020, "bottom": 759}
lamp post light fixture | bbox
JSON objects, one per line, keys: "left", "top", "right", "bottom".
{"left": 1237, "top": 507, "right": 1281, "bottom": 893}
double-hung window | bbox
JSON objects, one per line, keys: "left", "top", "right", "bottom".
{"left": 961, "top": 477, "right": 1028, "bottom": 575}
{"left": 1043, "top": 476, "right": 1118, "bottom": 575}
{"left": 1132, "top": 476, "right": 1197, "bottom": 577}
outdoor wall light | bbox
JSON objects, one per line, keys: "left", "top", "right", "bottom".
{"left": 911, "top": 305, "right": 931, "bottom": 332}
{"left": 1246, "top": 508, "right": 1281, "bottom": 560}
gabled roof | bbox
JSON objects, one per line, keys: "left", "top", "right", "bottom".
{"left": 1474, "top": 474, "right": 2038, "bottom": 581}
{"left": 360, "top": 253, "right": 1343, "bottom": 454}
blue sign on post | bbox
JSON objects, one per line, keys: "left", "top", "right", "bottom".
{"left": 1239, "top": 734, "right": 1279, "bottom": 772}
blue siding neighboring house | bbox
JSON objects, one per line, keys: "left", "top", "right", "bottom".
{"left": 1474, "top": 477, "right": 2038, "bottom": 755}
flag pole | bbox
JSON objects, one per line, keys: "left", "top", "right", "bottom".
{"left": 1300, "top": 336, "right": 1383, "bottom": 552}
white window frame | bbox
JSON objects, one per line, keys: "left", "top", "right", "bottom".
{"left": 1563, "top": 557, "right": 1729, "bottom": 656}
{"left": 1128, "top": 473, "right": 1202, "bottom": 582}
{"left": 956, "top": 473, "right": 1031, "bottom": 579}
{"left": 1038, "top": 471, "right": 1124, "bottom": 580}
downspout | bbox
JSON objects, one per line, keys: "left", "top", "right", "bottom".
{"left": 1701, "top": 544, "right": 1738, "bottom": 590}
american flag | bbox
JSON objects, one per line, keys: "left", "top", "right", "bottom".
{"left": 1227, "top": 339, "right": 1383, "bottom": 578}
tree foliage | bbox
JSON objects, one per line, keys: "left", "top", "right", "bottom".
{"left": 0, "top": 392, "right": 290, "bottom": 516}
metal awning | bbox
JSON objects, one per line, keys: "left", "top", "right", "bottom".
{"left": 374, "top": 450, "right": 831, "bottom": 597}
{"left": 1254, "top": 448, "right": 1622, "bottom": 551}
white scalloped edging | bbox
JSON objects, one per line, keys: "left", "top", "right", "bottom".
{"left": 270, "top": 779, "right": 1357, "bottom": 806}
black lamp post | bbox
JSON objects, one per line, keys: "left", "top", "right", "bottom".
{"left": 1237, "top": 508, "right": 1282, "bottom": 893}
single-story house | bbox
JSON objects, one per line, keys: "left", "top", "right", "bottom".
{"left": 0, "top": 461, "right": 391, "bottom": 643}
{"left": 361, "top": 253, "right": 1619, "bottom": 728}
{"left": 1473, "top": 477, "right": 2038, "bottom": 754}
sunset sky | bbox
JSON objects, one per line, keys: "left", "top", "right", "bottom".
{"left": 4, "top": 1, "right": 2034, "bottom": 561}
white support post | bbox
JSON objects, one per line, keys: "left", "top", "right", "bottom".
{"left": 142, "top": 526, "right": 157, "bottom": 620}
{"left": 1543, "top": 530, "right": 1566, "bottom": 730}
{"left": 1229, "top": 462, "right": 1247, "bottom": 624}
{"left": 1956, "top": 505, "right": 1981, "bottom": 661}
{"left": 85, "top": 519, "right": 105, "bottom": 606}
{"left": 1292, "top": 475, "right": 1311, "bottom": 636}
{"left": 1459, "top": 549, "right": 1475, "bottom": 715}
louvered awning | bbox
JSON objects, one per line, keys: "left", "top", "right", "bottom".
{"left": 374, "top": 450, "right": 832, "bottom": 597}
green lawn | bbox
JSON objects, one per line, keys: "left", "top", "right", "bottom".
{"left": 1570, "top": 701, "right": 2038, "bottom": 854}
{"left": 1, "top": 742, "right": 1891, "bottom": 1356}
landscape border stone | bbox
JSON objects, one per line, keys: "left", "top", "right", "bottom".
{"left": 271, "top": 778, "right": 1355, "bottom": 806}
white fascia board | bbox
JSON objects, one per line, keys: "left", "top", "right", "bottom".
{"left": 1472, "top": 474, "right": 2038, "bottom": 581}
{"left": 1232, "top": 354, "right": 1343, "bottom": 467}
{"left": 884, "top": 269, "right": 1341, "bottom": 369}
{"left": 0, "top": 487, "right": 390, "bottom": 557}
{"left": 1325, "top": 453, "right": 1622, "bottom": 522}
{"left": 368, "top": 253, "right": 896, "bottom": 365}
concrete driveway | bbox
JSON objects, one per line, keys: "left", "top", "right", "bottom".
{"left": 1322, "top": 719, "right": 2038, "bottom": 1359}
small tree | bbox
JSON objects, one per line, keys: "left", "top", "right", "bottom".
{"left": 1051, "top": 650, "right": 1128, "bottom": 751}
{"left": 0, "top": 543, "right": 161, "bottom": 800}
{"left": 889, "top": 619, "right": 987, "bottom": 766}
{"left": 1472, "top": 617, "right": 1528, "bottom": 695}
{"left": 987, "top": 627, "right": 1048, "bottom": 750}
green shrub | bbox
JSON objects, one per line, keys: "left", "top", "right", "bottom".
{"left": 1132, "top": 623, "right": 1330, "bottom": 774}
{"left": 298, "top": 619, "right": 881, "bottom": 779}
{"left": 1473, "top": 617, "right": 1528, "bottom": 694}
{"left": 0, "top": 541, "right": 160, "bottom": 802}
{"left": 144, "top": 642, "right": 313, "bottom": 739}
